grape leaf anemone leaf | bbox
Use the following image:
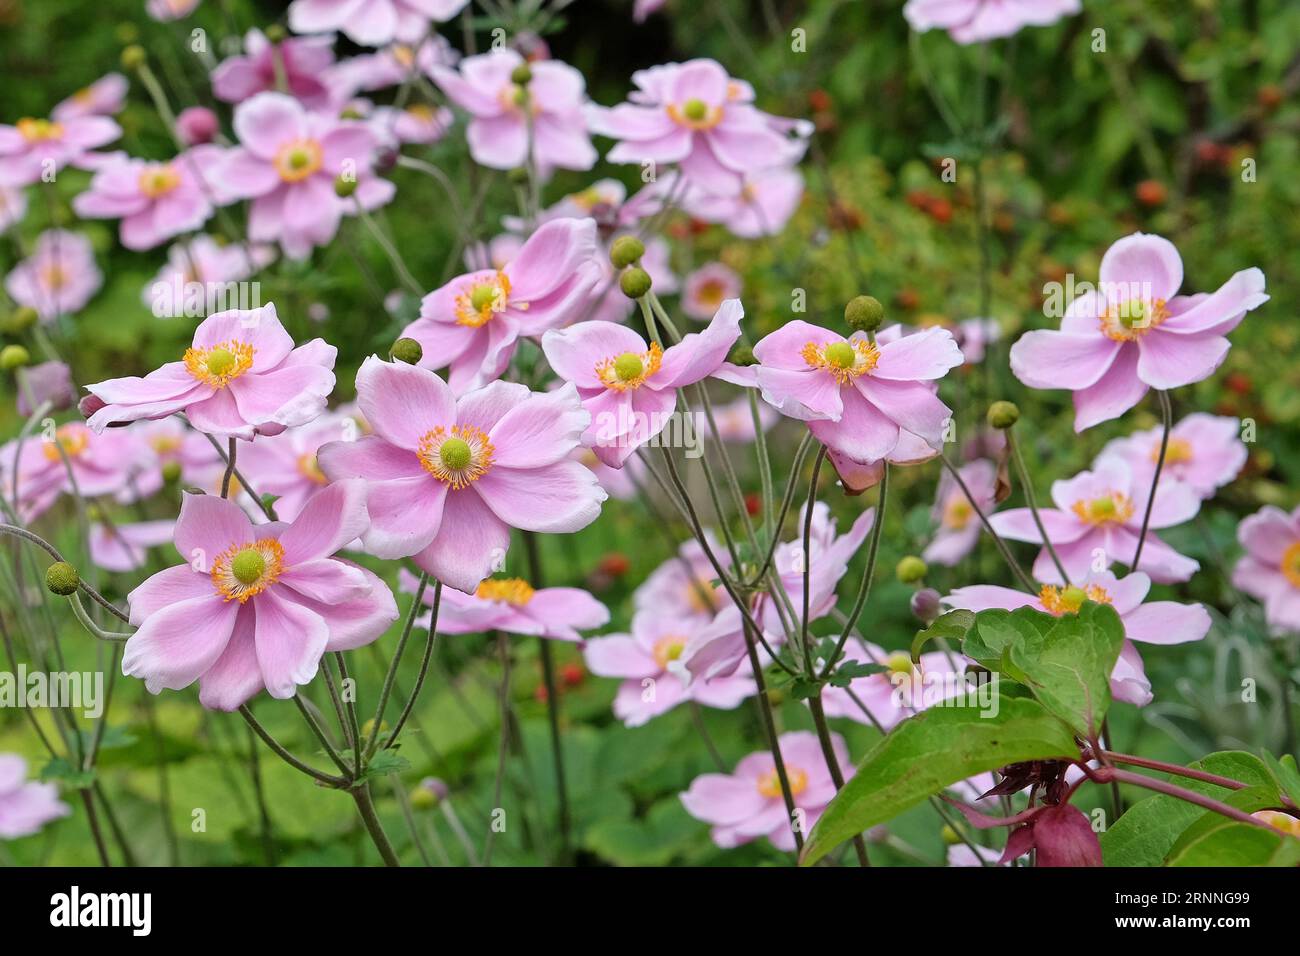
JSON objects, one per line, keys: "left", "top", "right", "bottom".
{"left": 798, "top": 697, "right": 1079, "bottom": 866}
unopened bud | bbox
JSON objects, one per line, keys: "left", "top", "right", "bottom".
{"left": 845, "top": 295, "right": 885, "bottom": 332}
{"left": 987, "top": 401, "right": 1020, "bottom": 430}
{"left": 45, "top": 562, "right": 80, "bottom": 596}
{"left": 619, "top": 267, "right": 652, "bottom": 299}
{"left": 389, "top": 337, "right": 423, "bottom": 365}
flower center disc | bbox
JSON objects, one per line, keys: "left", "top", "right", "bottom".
{"left": 454, "top": 272, "right": 512, "bottom": 327}
{"left": 596, "top": 342, "right": 662, "bottom": 391}
{"left": 1100, "top": 297, "right": 1169, "bottom": 341}
{"left": 417, "top": 425, "right": 494, "bottom": 489}
{"left": 475, "top": 577, "right": 535, "bottom": 606}
{"left": 17, "top": 118, "right": 63, "bottom": 143}
{"left": 1281, "top": 542, "right": 1300, "bottom": 589}
{"left": 668, "top": 98, "right": 722, "bottom": 130}
{"left": 758, "top": 766, "right": 807, "bottom": 799}
{"left": 211, "top": 539, "right": 284, "bottom": 602}
{"left": 273, "top": 139, "right": 324, "bottom": 183}
{"left": 138, "top": 164, "right": 182, "bottom": 198}
{"left": 184, "top": 341, "right": 255, "bottom": 388}
{"left": 652, "top": 635, "right": 687, "bottom": 669}
{"left": 1071, "top": 493, "right": 1134, "bottom": 526}
{"left": 802, "top": 338, "right": 879, "bottom": 384}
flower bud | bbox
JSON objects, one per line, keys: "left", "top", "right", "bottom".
{"left": 264, "top": 24, "right": 287, "bottom": 44}
{"left": 120, "top": 44, "right": 146, "bottom": 72}
{"left": 845, "top": 295, "right": 885, "bottom": 332}
{"left": 390, "top": 337, "right": 423, "bottom": 365}
{"left": 3, "top": 306, "right": 39, "bottom": 334}
{"left": 940, "top": 824, "right": 962, "bottom": 845}
{"left": 45, "top": 561, "right": 80, "bottom": 596}
{"left": 619, "top": 266, "right": 652, "bottom": 299}
{"left": 727, "top": 343, "right": 755, "bottom": 366}
{"left": 176, "top": 106, "right": 218, "bottom": 146}
{"left": 161, "top": 460, "right": 183, "bottom": 484}
{"left": 896, "top": 555, "right": 928, "bottom": 584}
{"left": 0, "top": 344, "right": 30, "bottom": 371}
{"left": 986, "top": 400, "right": 1020, "bottom": 430}
{"left": 510, "top": 63, "right": 532, "bottom": 86}
{"left": 609, "top": 235, "right": 645, "bottom": 269}
{"left": 334, "top": 175, "right": 358, "bottom": 198}
{"left": 910, "top": 587, "right": 942, "bottom": 625}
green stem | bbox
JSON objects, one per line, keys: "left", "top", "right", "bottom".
{"left": 1006, "top": 429, "right": 1069, "bottom": 584}
{"left": 1131, "top": 390, "right": 1172, "bottom": 571}
{"left": 351, "top": 783, "right": 401, "bottom": 867}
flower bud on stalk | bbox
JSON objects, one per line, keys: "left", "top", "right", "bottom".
{"left": 389, "top": 337, "right": 423, "bottom": 365}
{"left": 620, "top": 267, "right": 652, "bottom": 299}
{"left": 845, "top": 295, "right": 885, "bottom": 333}
{"left": 0, "top": 345, "right": 30, "bottom": 371}
{"left": 896, "top": 555, "right": 928, "bottom": 584}
{"left": 609, "top": 235, "right": 645, "bottom": 269}
{"left": 987, "top": 401, "right": 1020, "bottom": 430}
{"left": 45, "top": 562, "right": 80, "bottom": 596}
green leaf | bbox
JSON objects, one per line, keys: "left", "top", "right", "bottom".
{"left": 1260, "top": 750, "right": 1300, "bottom": 808}
{"left": 39, "top": 757, "right": 96, "bottom": 789}
{"left": 962, "top": 608, "right": 1042, "bottom": 671}
{"left": 1007, "top": 602, "right": 1126, "bottom": 737}
{"left": 1101, "top": 751, "right": 1276, "bottom": 866}
{"left": 1166, "top": 818, "right": 1300, "bottom": 867}
{"left": 910, "top": 609, "right": 975, "bottom": 663}
{"left": 799, "top": 697, "right": 1077, "bottom": 866}
{"left": 358, "top": 751, "right": 410, "bottom": 782}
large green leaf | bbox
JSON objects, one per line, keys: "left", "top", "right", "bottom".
{"left": 1166, "top": 818, "right": 1300, "bottom": 867}
{"left": 1100, "top": 751, "right": 1277, "bottom": 867}
{"left": 1007, "top": 603, "right": 1126, "bottom": 737}
{"left": 799, "top": 697, "right": 1078, "bottom": 866}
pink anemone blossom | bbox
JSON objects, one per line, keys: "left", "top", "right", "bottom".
{"left": 1010, "top": 233, "right": 1268, "bottom": 431}
{"left": 541, "top": 299, "right": 744, "bottom": 468}
{"left": 289, "top": 0, "right": 468, "bottom": 47}
{"left": 4, "top": 229, "right": 102, "bottom": 321}
{"left": 923, "top": 459, "right": 997, "bottom": 566}
{"left": 735, "top": 320, "right": 963, "bottom": 470}
{"left": 84, "top": 302, "right": 337, "bottom": 441}
{"left": 236, "top": 411, "right": 359, "bottom": 520}
{"left": 584, "top": 609, "right": 755, "bottom": 727}
{"left": 316, "top": 357, "right": 606, "bottom": 594}
{"left": 15, "top": 360, "right": 76, "bottom": 416}
{"left": 0, "top": 422, "right": 136, "bottom": 522}
{"left": 403, "top": 217, "right": 600, "bottom": 393}
{"left": 0, "top": 754, "right": 71, "bottom": 838}
{"left": 943, "top": 568, "right": 1212, "bottom": 707}
{"left": 52, "top": 73, "right": 128, "bottom": 121}
{"left": 212, "top": 29, "right": 338, "bottom": 110}
{"left": 904, "top": 0, "right": 1081, "bottom": 44}
{"left": 0, "top": 187, "right": 27, "bottom": 232}
{"left": 1232, "top": 505, "right": 1300, "bottom": 634}
{"left": 401, "top": 568, "right": 608, "bottom": 642}
{"left": 680, "top": 730, "right": 849, "bottom": 851}
{"left": 116, "top": 418, "right": 223, "bottom": 502}
{"left": 989, "top": 456, "right": 1200, "bottom": 584}
{"left": 218, "top": 92, "right": 393, "bottom": 259}
{"left": 587, "top": 59, "right": 807, "bottom": 197}
{"left": 73, "top": 146, "right": 228, "bottom": 250}
{"left": 1098, "top": 413, "right": 1246, "bottom": 501}
{"left": 681, "top": 262, "right": 742, "bottom": 321}
{"left": 683, "top": 164, "right": 804, "bottom": 238}
{"left": 90, "top": 519, "right": 177, "bottom": 573}
{"left": 144, "top": 234, "right": 277, "bottom": 316}
{"left": 431, "top": 49, "right": 596, "bottom": 174}
{"left": 0, "top": 112, "right": 120, "bottom": 187}
{"left": 123, "top": 482, "right": 398, "bottom": 710}
{"left": 634, "top": 534, "right": 729, "bottom": 627}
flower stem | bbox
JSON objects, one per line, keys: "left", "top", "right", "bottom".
{"left": 740, "top": 618, "right": 803, "bottom": 856}
{"left": 1090, "top": 766, "right": 1277, "bottom": 832}
{"left": 1005, "top": 428, "right": 1070, "bottom": 585}
{"left": 365, "top": 570, "right": 428, "bottom": 758}
{"left": 1131, "top": 390, "right": 1172, "bottom": 572}
{"left": 939, "top": 452, "right": 1036, "bottom": 592}
{"left": 239, "top": 704, "right": 347, "bottom": 788}
{"left": 823, "top": 462, "right": 889, "bottom": 679}
{"left": 351, "top": 783, "right": 401, "bottom": 867}
{"left": 384, "top": 580, "right": 442, "bottom": 750}
{"left": 807, "top": 693, "right": 870, "bottom": 866}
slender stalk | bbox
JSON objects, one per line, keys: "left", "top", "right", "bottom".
{"left": 351, "top": 784, "right": 401, "bottom": 867}
{"left": 807, "top": 694, "right": 870, "bottom": 866}
{"left": 79, "top": 789, "right": 113, "bottom": 867}
{"left": 385, "top": 581, "right": 442, "bottom": 750}
{"left": 823, "top": 463, "right": 890, "bottom": 678}
{"left": 939, "top": 452, "right": 1037, "bottom": 592}
{"left": 745, "top": 431, "right": 815, "bottom": 587}
{"left": 1006, "top": 429, "right": 1070, "bottom": 584}
{"left": 740, "top": 618, "right": 803, "bottom": 855}
{"left": 524, "top": 531, "right": 570, "bottom": 860}
{"left": 221, "top": 438, "right": 237, "bottom": 499}
{"left": 366, "top": 570, "right": 428, "bottom": 757}
{"left": 1090, "top": 766, "right": 1278, "bottom": 831}
{"left": 293, "top": 693, "right": 353, "bottom": 778}
{"left": 204, "top": 433, "right": 277, "bottom": 521}
{"left": 238, "top": 705, "right": 347, "bottom": 788}
{"left": 1131, "top": 390, "right": 1172, "bottom": 571}
{"left": 799, "top": 445, "right": 829, "bottom": 674}
{"left": 67, "top": 594, "right": 131, "bottom": 642}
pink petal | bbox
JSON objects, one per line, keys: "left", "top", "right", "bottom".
{"left": 174, "top": 493, "right": 254, "bottom": 567}
{"left": 197, "top": 604, "right": 263, "bottom": 710}
{"left": 475, "top": 460, "right": 605, "bottom": 533}
{"left": 414, "top": 490, "right": 512, "bottom": 594}
{"left": 122, "top": 594, "right": 240, "bottom": 693}
{"left": 253, "top": 589, "right": 329, "bottom": 698}
{"left": 487, "top": 382, "right": 590, "bottom": 468}
{"left": 277, "top": 478, "right": 370, "bottom": 563}
{"left": 1098, "top": 232, "right": 1183, "bottom": 302}
{"left": 1009, "top": 330, "right": 1119, "bottom": 391}
{"left": 354, "top": 355, "right": 456, "bottom": 451}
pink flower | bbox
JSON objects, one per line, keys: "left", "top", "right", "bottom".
{"left": 989, "top": 456, "right": 1201, "bottom": 584}
{"left": 584, "top": 609, "right": 755, "bottom": 727}
{"left": 542, "top": 299, "right": 744, "bottom": 468}
{"left": 0, "top": 113, "right": 120, "bottom": 187}
{"left": 52, "top": 73, "right": 128, "bottom": 121}
{"left": 681, "top": 262, "right": 742, "bottom": 321}
{"left": 0, "top": 422, "right": 136, "bottom": 521}
{"left": 738, "top": 320, "right": 962, "bottom": 468}
{"left": 923, "top": 459, "right": 997, "bottom": 566}
{"left": 0, "top": 187, "right": 27, "bottom": 232}
{"left": 683, "top": 165, "right": 804, "bottom": 238}
{"left": 820, "top": 638, "right": 969, "bottom": 729}
{"left": 236, "top": 411, "right": 359, "bottom": 521}
{"left": 954, "top": 317, "right": 1001, "bottom": 364}
{"left": 289, "top": 0, "right": 468, "bottom": 47}
{"left": 123, "top": 482, "right": 398, "bottom": 709}
{"left": 73, "top": 146, "right": 228, "bottom": 250}
{"left": 0, "top": 754, "right": 70, "bottom": 838}
{"left": 404, "top": 217, "right": 601, "bottom": 393}
{"left": 698, "top": 393, "right": 777, "bottom": 444}
{"left": 218, "top": 93, "right": 393, "bottom": 259}
{"left": 84, "top": 302, "right": 337, "bottom": 441}
{"left": 90, "top": 519, "right": 176, "bottom": 572}
{"left": 212, "top": 30, "right": 338, "bottom": 110}
{"left": 1098, "top": 413, "right": 1246, "bottom": 501}
{"left": 147, "top": 0, "right": 202, "bottom": 20}
{"left": 324, "top": 38, "right": 459, "bottom": 100}
{"left": 1010, "top": 233, "right": 1268, "bottom": 431}
{"left": 116, "top": 418, "right": 223, "bottom": 503}
{"left": 1232, "top": 505, "right": 1300, "bottom": 634}
{"left": 588, "top": 59, "right": 806, "bottom": 196}
{"left": 680, "top": 730, "right": 848, "bottom": 851}
{"left": 634, "top": 534, "right": 729, "bottom": 627}
{"left": 177, "top": 106, "right": 220, "bottom": 146}
{"left": 401, "top": 568, "right": 608, "bottom": 641}
{"left": 903, "top": 0, "right": 1081, "bottom": 44}
{"left": 431, "top": 50, "right": 596, "bottom": 174}
{"left": 4, "top": 229, "right": 102, "bottom": 321}
{"left": 15, "top": 360, "right": 76, "bottom": 416}
{"left": 368, "top": 103, "right": 453, "bottom": 148}
{"left": 316, "top": 357, "right": 606, "bottom": 594}
{"left": 943, "top": 568, "right": 1212, "bottom": 706}
{"left": 143, "top": 234, "right": 277, "bottom": 314}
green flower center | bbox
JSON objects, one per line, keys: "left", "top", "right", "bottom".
{"left": 288, "top": 148, "right": 313, "bottom": 170}
{"left": 613, "top": 352, "right": 644, "bottom": 382}
{"left": 231, "top": 548, "right": 266, "bottom": 586}
{"left": 825, "top": 341, "right": 856, "bottom": 369}
{"left": 683, "top": 98, "right": 708, "bottom": 122}
{"left": 1061, "top": 585, "right": 1089, "bottom": 608}
{"left": 440, "top": 437, "right": 472, "bottom": 471}
{"left": 206, "top": 348, "right": 237, "bottom": 378}
{"left": 469, "top": 284, "right": 498, "bottom": 312}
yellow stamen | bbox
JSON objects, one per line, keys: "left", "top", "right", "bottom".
{"left": 1039, "top": 584, "right": 1111, "bottom": 616}
{"left": 417, "top": 425, "right": 494, "bottom": 489}
{"left": 16, "top": 118, "right": 63, "bottom": 143}
{"left": 138, "top": 163, "right": 182, "bottom": 199}
{"left": 1155, "top": 436, "right": 1193, "bottom": 465}
{"left": 1281, "top": 542, "right": 1300, "bottom": 589}
{"left": 454, "top": 272, "right": 513, "bottom": 327}
{"left": 1099, "top": 298, "right": 1169, "bottom": 342}
{"left": 667, "top": 99, "right": 723, "bottom": 130}
{"left": 272, "top": 139, "right": 324, "bottom": 183}
{"left": 210, "top": 538, "right": 285, "bottom": 603}
{"left": 758, "top": 766, "right": 807, "bottom": 799}
{"left": 801, "top": 338, "right": 879, "bottom": 384}
{"left": 1070, "top": 493, "right": 1134, "bottom": 526}
{"left": 475, "top": 577, "right": 535, "bottom": 606}
{"left": 42, "top": 425, "right": 90, "bottom": 462}
{"left": 297, "top": 453, "right": 328, "bottom": 485}
{"left": 596, "top": 341, "right": 663, "bottom": 392}
{"left": 183, "top": 341, "right": 255, "bottom": 388}
{"left": 652, "top": 634, "right": 687, "bottom": 669}
{"left": 943, "top": 496, "right": 974, "bottom": 530}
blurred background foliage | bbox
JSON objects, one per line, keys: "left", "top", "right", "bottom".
{"left": 0, "top": 0, "right": 1297, "bottom": 865}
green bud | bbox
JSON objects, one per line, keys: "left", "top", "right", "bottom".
{"left": 0, "top": 344, "right": 30, "bottom": 371}
{"left": 334, "top": 175, "right": 357, "bottom": 198}
{"left": 940, "top": 824, "right": 962, "bottom": 845}
{"left": 727, "top": 343, "right": 755, "bottom": 367}
{"left": 896, "top": 555, "right": 928, "bottom": 584}
{"left": 3, "top": 306, "right": 39, "bottom": 334}
{"left": 619, "top": 267, "right": 652, "bottom": 299}
{"left": 987, "top": 400, "right": 1020, "bottom": 430}
{"left": 609, "top": 235, "right": 645, "bottom": 269}
{"left": 844, "top": 295, "right": 885, "bottom": 332}
{"left": 161, "top": 460, "right": 183, "bottom": 484}
{"left": 510, "top": 63, "right": 533, "bottom": 86}
{"left": 390, "top": 337, "right": 423, "bottom": 365}
{"left": 45, "top": 561, "right": 80, "bottom": 596}
{"left": 121, "top": 44, "right": 147, "bottom": 72}
{"left": 264, "top": 24, "right": 287, "bottom": 44}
